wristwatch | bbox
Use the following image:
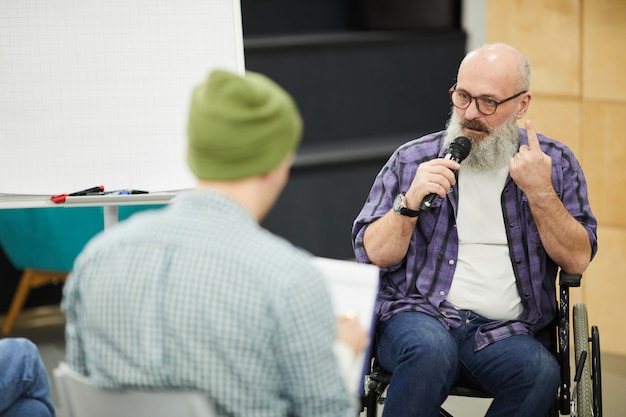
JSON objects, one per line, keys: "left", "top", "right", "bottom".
{"left": 393, "top": 193, "right": 419, "bottom": 217}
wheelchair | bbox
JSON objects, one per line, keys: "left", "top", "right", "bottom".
{"left": 360, "top": 270, "right": 602, "bottom": 417}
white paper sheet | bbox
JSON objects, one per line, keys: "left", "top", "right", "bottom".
{"left": 311, "top": 257, "right": 379, "bottom": 394}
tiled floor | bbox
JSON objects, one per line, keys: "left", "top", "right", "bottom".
{"left": 4, "top": 306, "right": 625, "bottom": 417}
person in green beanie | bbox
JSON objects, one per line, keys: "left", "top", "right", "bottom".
{"left": 61, "top": 69, "right": 363, "bottom": 417}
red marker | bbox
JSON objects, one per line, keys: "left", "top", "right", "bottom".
{"left": 51, "top": 185, "right": 104, "bottom": 203}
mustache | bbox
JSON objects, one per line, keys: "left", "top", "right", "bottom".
{"left": 460, "top": 119, "right": 490, "bottom": 133}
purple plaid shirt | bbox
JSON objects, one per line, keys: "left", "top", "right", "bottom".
{"left": 352, "top": 129, "right": 598, "bottom": 351}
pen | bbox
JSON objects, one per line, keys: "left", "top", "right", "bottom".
{"left": 51, "top": 185, "right": 105, "bottom": 203}
{"left": 68, "top": 185, "right": 104, "bottom": 196}
{"left": 102, "top": 189, "right": 149, "bottom": 195}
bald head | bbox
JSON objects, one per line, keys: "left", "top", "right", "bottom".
{"left": 459, "top": 43, "right": 531, "bottom": 94}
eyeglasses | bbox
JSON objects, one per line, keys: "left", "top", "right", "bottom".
{"left": 448, "top": 84, "right": 527, "bottom": 115}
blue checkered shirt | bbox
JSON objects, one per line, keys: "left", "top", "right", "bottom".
{"left": 63, "top": 189, "right": 355, "bottom": 417}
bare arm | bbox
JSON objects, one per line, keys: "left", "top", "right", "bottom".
{"left": 525, "top": 190, "right": 591, "bottom": 273}
{"left": 363, "top": 209, "right": 418, "bottom": 267}
{"left": 509, "top": 121, "right": 592, "bottom": 274}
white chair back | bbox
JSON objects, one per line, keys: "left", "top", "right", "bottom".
{"left": 53, "top": 362, "right": 216, "bottom": 417}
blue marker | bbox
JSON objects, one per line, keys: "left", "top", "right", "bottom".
{"left": 103, "top": 189, "right": 148, "bottom": 195}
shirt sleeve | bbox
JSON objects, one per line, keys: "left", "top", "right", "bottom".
{"left": 558, "top": 144, "right": 599, "bottom": 260}
{"left": 352, "top": 134, "right": 444, "bottom": 265}
{"left": 61, "top": 268, "right": 88, "bottom": 376}
{"left": 352, "top": 154, "right": 401, "bottom": 264}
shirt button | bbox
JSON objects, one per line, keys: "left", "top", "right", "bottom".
{"left": 440, "top": 291, "right": 445, "bottom": 296}
{"left": 441, "top": 311, "right": 447, "bottom": 316}
{"left": 509, "top": 223, "right": 515, "bottom": 228}
{"left": 448, "top": 259, "right": 455, "bottom": 265}
{"left": 515, "top": 259, "right": 522, "bottom": 265}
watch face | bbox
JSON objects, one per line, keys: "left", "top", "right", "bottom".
{"left": 393, "top": 193, "right": 403, "bottom": 213}
{"left": 393, "top": 193, "right": 419, "bottom": 217}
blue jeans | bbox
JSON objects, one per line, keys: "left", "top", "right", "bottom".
{"left": 0, "top": 338, "right": 56, "bottom": 417}
{"left": 376, "top": 311, "right": 560, "bottom": 417}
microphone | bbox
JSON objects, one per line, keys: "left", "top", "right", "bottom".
{"left": 418, "top": 136, "right": 472, "bottom": 213}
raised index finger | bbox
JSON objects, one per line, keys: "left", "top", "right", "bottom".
{"left": 525, "top": 119, "right": 541, "bottom": 150}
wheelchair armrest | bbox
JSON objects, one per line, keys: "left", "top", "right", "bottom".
{"left": 559, "top": 270, "right": 582, "bottom": 287}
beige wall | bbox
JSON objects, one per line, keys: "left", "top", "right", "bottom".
{"left": 487, "top": 0, "right": 626, "bottom": 356}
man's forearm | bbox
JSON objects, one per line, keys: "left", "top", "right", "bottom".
{"left": 362, "top": 209, "right": 418, "bottom": 268}
{"left": 527, "top": 191, "right": 592, "bottom": 274}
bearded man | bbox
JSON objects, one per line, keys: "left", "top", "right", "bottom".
{"left": 351, "top": 43, "right": 598, "bottom": 417}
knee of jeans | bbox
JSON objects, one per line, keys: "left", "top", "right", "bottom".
{"left": 0, "top": 338, "right": 44, "bottom": 384}
{"left": 516, "top": 348, "right": 560, "bottom": 390}
{"left": 3, "top": 398, "right": 53, "bottom": 417}
{"left": 1, "top": 338, "right": 38, "bottom": 357}
{"left": 397, "top": 331, "right": 457, "bottom": 370}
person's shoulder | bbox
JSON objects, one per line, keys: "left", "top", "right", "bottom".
{"left": 255, "top": 229, "right": 315, "bottom": 269}
{"left": 246, "top": 232, "right": 329, "bottom": 292}
{"left": 394, "top": 131, "right": 445, "bottom": 162}
{"left": 398, "top": 130, "right": 445, "bottom": 151}
{"left": 76, "top": 207, "right": 167, "bottom": 259}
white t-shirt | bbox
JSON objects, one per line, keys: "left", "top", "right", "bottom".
{"left": 446, "top": 164, "right": 523, "bottom": 320}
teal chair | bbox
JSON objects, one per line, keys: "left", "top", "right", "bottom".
{"left": 0, "top": 205, "right": 165, "bottom": 335}
{"left": 0, "top": 207, "right": 104, "bottom": 335}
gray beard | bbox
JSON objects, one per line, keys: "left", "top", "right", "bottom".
{"left": 444, "top": 110, "right": 520, "bottom": 172}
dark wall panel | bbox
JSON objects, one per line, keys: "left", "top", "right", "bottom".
{"left": 262, "top": 158, "right": 387, "bottom": 259}
{"left": 245, "top": 32, "right": 465, "bottom": 148}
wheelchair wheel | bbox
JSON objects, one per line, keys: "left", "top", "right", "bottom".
{"left": 573, "top": 302, "right": 593, "bottom": 417}
{"left": 591, "top": 325, "right": 602, "bottom": 417}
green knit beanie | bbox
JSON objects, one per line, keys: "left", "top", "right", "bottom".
{"left": 187, "top": 69, "right": 303, "bottom": 181}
